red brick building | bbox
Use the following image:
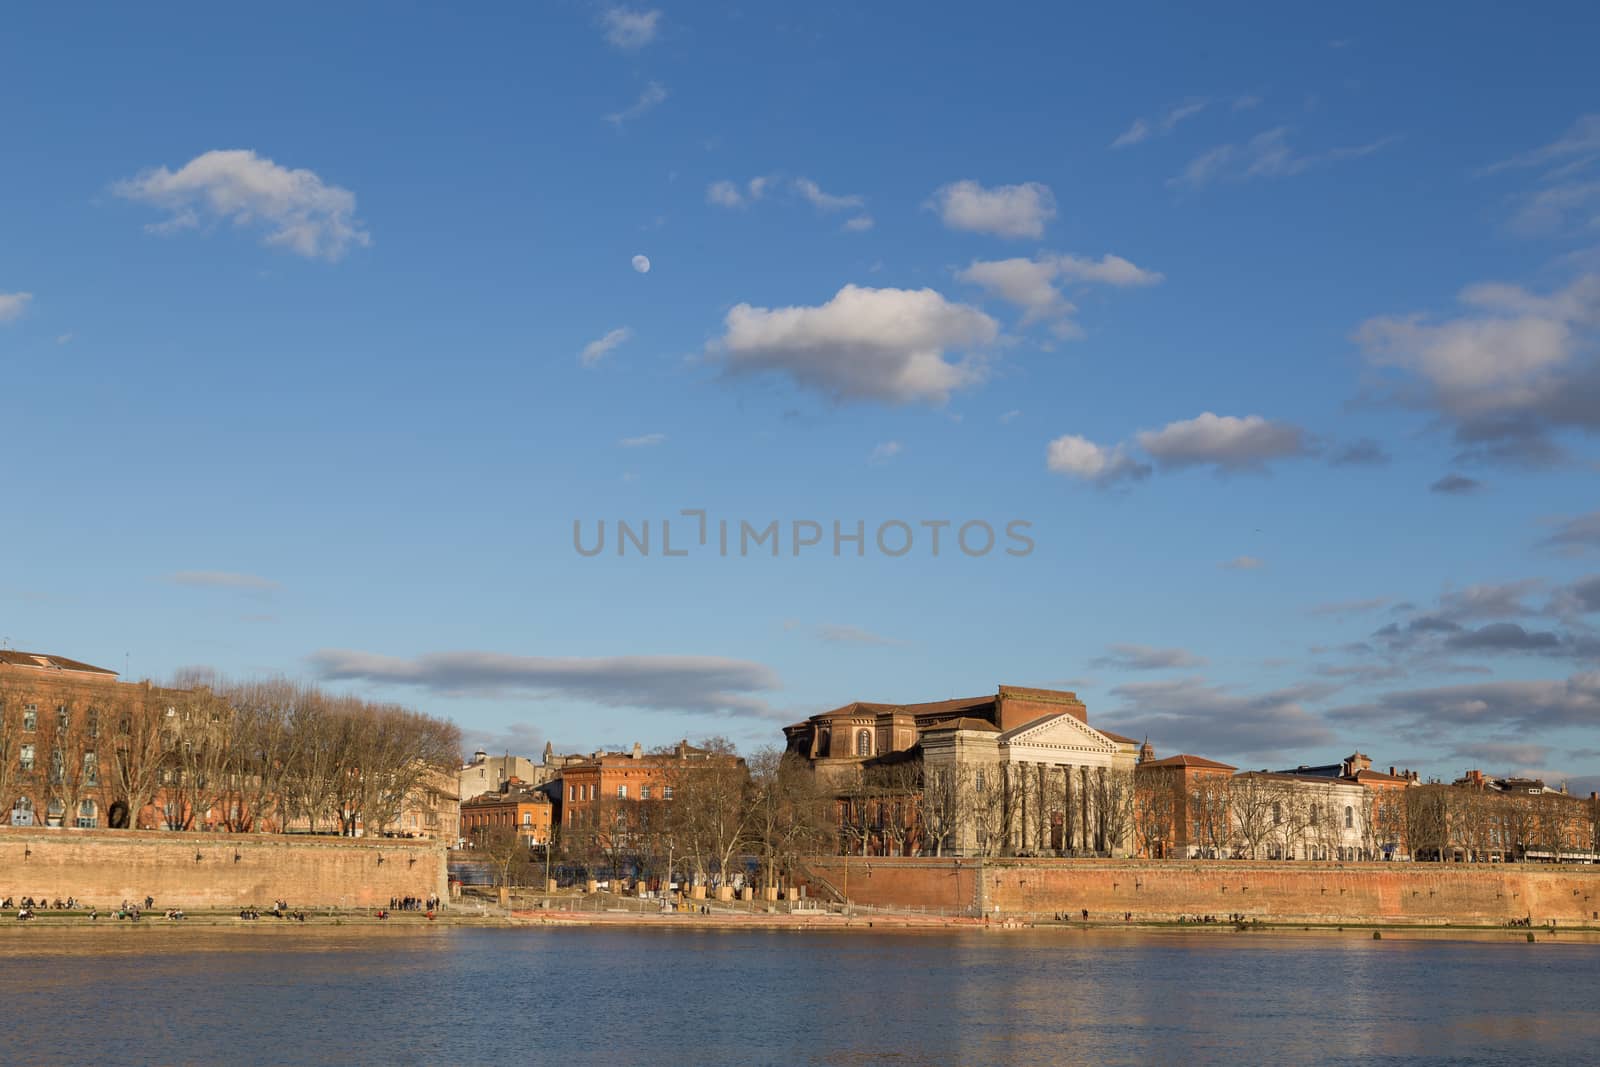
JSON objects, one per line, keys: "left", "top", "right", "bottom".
{"left": 559, "top": 740, "right": 736, "bottom": 835}
{"left": 461, "top": 779, "right": 553, "bottom": 847}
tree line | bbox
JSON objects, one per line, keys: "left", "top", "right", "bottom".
{"left": 528, "top": 742, "right": 835, "bottom": 892}
{"left": 0, "top": 672, "right": 460, "bottom": 836}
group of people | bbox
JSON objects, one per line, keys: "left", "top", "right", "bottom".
{"left": 387, "top": 895, "right": 440, "bottom": 912}
{"left": 1177, "top": 914, "right": 1251, "bottom": 924}
{"left": 4, "top": 896, "right": 81, "bottom": 910}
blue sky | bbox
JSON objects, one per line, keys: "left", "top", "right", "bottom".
{"left": 3, "top": 2, "right": 1598, "bottom": 790}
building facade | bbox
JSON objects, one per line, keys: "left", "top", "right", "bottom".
{"left": 785, "top": 686, "right": 1142, "bottom": 858}
{"left": 460, "top": 779, "right": 554, "bottom": 847}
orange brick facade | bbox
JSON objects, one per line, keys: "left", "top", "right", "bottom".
{"left": 0, "top": 826, "right": 445, "bottom": 907}
{"left": 801, "top": 856, "right": 1600, "bottom": 926}
{"left": 461, "top": 782, "right": 553, "bottom": 846}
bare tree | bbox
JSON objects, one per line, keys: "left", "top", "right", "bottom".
{"left": 105, "top": 688, "right": 168, "bottom": 829}
{"left": 919, "top": 764, "right": 963, "bottom": 857}
{"left": 1404, "top": 784, "right": 1453, "bottom": 862}
{"left": 474, "top": 825, "right": 534, "bottom": 890}
{"left": 1096, "top": 767, "right": 1136, "bottom": 858}
{"left": 0, "top": 677, "right": 28, "bottom": 823}
{"left": 1133, "top": 767, "right": 1179, "bottom": 858}
{"left": 1228, "top": 774, "right": 1280, "bottom": 859}
{"left": 1187, "top": 773, "right": 1232, "bottom": 859}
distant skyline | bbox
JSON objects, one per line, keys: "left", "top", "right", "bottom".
{"left": 2, "top": 3, "right": 1597, "bottom": 792}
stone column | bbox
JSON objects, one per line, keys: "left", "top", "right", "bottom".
{"left": 1080, "top": 766, "right": 1093, "bottom": 854}
{"left": 1035, "top": 763, "right": 1047, "bottom": 854}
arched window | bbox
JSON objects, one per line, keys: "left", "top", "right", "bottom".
{"left": 1345, "top": 805, "right": 1354, "bottom": 829}
{"left": 77, "top": 800, "right": 97, "bottom": 829}
{"left": 855, "top": 729, "right": 872, "bottom": 757}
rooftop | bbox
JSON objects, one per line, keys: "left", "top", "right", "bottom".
{"left": 0, "top": 650, "right": 119, "bottom": 677}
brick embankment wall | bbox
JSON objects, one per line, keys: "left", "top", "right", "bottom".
{"left": 800, "top": 857, "right": 1600, "bottom": 926}
{"left": 0, "top": 827, "right": 446, "bottom": 908}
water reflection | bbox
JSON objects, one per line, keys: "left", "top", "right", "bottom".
{"left": 0, "top": 928, "right": 1594, "bottom": 1065}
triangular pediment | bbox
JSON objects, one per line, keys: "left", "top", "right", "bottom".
{"left": 997, "top": 711, "right": 1119, "bottom": 755}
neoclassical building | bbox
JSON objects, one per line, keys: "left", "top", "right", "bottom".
{"left": 783, "top": 685, "right": 1141, "bottom": 857}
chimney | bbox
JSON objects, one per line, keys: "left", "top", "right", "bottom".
{"left": 1389, "top": 767, "right": 1396, "bottom": 777}
{"left": 631, "top": 742, "right": 642, "bottom": 760}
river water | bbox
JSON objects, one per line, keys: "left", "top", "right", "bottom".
{"left": 1, "top": 927, "right": 1594, "bottom": 1065}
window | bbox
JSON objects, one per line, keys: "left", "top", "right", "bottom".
{"left": 1272, "top": 802, "right": 1282, "bottom": 826}
{"left": 1309, "top": 803, "right": 1319, "bottom": 827}
{"left": 855, "top": 729, "right": 872, "bottom": 756}
{"left": 86, "top": 709, "right": 100, "bottom": 738}
{"left": 76, "top": 800, "right": 97, "bottom": 829}
{"left": 57, "top": 705, "right": 69, "bottom": 731}
{"left": 568, "top": 785, "right": 575, "bottom": 801}
{"left": 618, "top": 785, "right": 628, "bottom": 799}
{"left": 19, "top": 743, "right": 34, "bottom": 771}
{"left": 1345, "top": 805, "right": 1354, "bottom": 829}
{"left": 641, "top": 786, "right": 652, "bottom": 800}
{"left": 976, "top": 770, "right": 986, "bottom": 793}
{"left": 50, "top": 748, "right": 64, "bottom": 785}
{"left": 83, "top": 751, "right": 98, "bottom": 786}
{"left": 523, "top": 812, "right": 532, "bottom": 826}
{"left": 663, "top": 785, "right": 674, "bottom": 800}
{"left": 46, "top": 798, "right": 64, "bottom": 825}
{"left": 23, "top": 705, "right": 37, "bottom": 731}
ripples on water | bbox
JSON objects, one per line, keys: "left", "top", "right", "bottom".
{"left": 0, "top": 927, "right": 1594, "bottom": 1066}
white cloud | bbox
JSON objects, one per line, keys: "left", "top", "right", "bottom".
{"left": 1221, "top": 556, "right": 1265, "bottom": 570}
{"left": 707, "top": 176, "right": 771, "bottom": 209}
{"left": 310, "top": 648, "right": 783, "bottom": 718}
{"left": 956, "top": 252, "right": 1163, "bottom": 333}
{"left": 113, "top": 149, "right": 370, "bottom": 261}
{"left": 1054, "top": 254, "right": 1164, "bottom": 287}
{"left": 1172, "top": 127, "right": 1397, "bottom": 188}
{"left": 1048, "top": 411, "right": 1309, "bottom": 487}
{"left": 816, "top": 624, "right": 906, "bottom": 647}
{"left": 601, "top": 7, "right": 661, "bottom": 50}
{"left": 1354, "top": 274, "right": 1600, "bottom": 464}
{"left": 793, "top": 177, "right": 864, "bottom": 212}
{"left": 715, "top": 284, "right": 998, "bottom": 405}
{"left": 1479, "top": 114, "right": 1600, "bottom": 176}
{"left": 928, "top": 179, "right": 1056, "bottom": 239}
{"left": 1136, "top": 412, "right": 1310, "bottom": 472}
{"left": 619, "top": 432, "right": 666, "bottom": 447}
{"left": 1000, "top": 409, "right": 1022, "bottom": 423}
{"left": 957, "top": 257, "right": 1072, "bottom": 324}
{"left": 1111, "top": 100, "right": 1208, "bottom": 148}
{"left": 1046, "top": 434, "right": 1151, "bottom": 486}
{"left": 843, "top": 215, "right": 874, "bottom": 232}
{"left": 0, "top": 292, "right": 32, "bottom": 323}
{"left": 580, "top": 327, "right": 633, "bottom": 366}
{"left": 1093, "top": 643, "right": 1208, "bottom": 670}
{"left": 166, "top": 570, "right": 279, "bottom": 592}
{"left": 605, "top": 82, "right": 667, "bottom": 126}
{"left": 870, "top": 440, "right": 903, "bottom": 462}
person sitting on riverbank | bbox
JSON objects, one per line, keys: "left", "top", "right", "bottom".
{"left": 165, "top": 909, "right": 186, "bottom": 921}
{"left": 16, "top": 907, "right": 34, "bottom": 921}
{"left": 239, "top": 907, "right": 260, "bottom": 920}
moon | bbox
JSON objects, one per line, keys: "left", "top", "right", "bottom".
{"left": 631, "top": 254, "right": 651, "bottom": 274}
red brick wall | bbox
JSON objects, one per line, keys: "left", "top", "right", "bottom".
{"left": 802, "top": 857, "right": 1600, "bottom": 926}
{"left": 0, "top": 827, "right": 445, "bottom": 908}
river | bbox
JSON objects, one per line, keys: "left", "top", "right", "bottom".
{"left": 1, "top": 927, "right": 1593, "bottom": 1065}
